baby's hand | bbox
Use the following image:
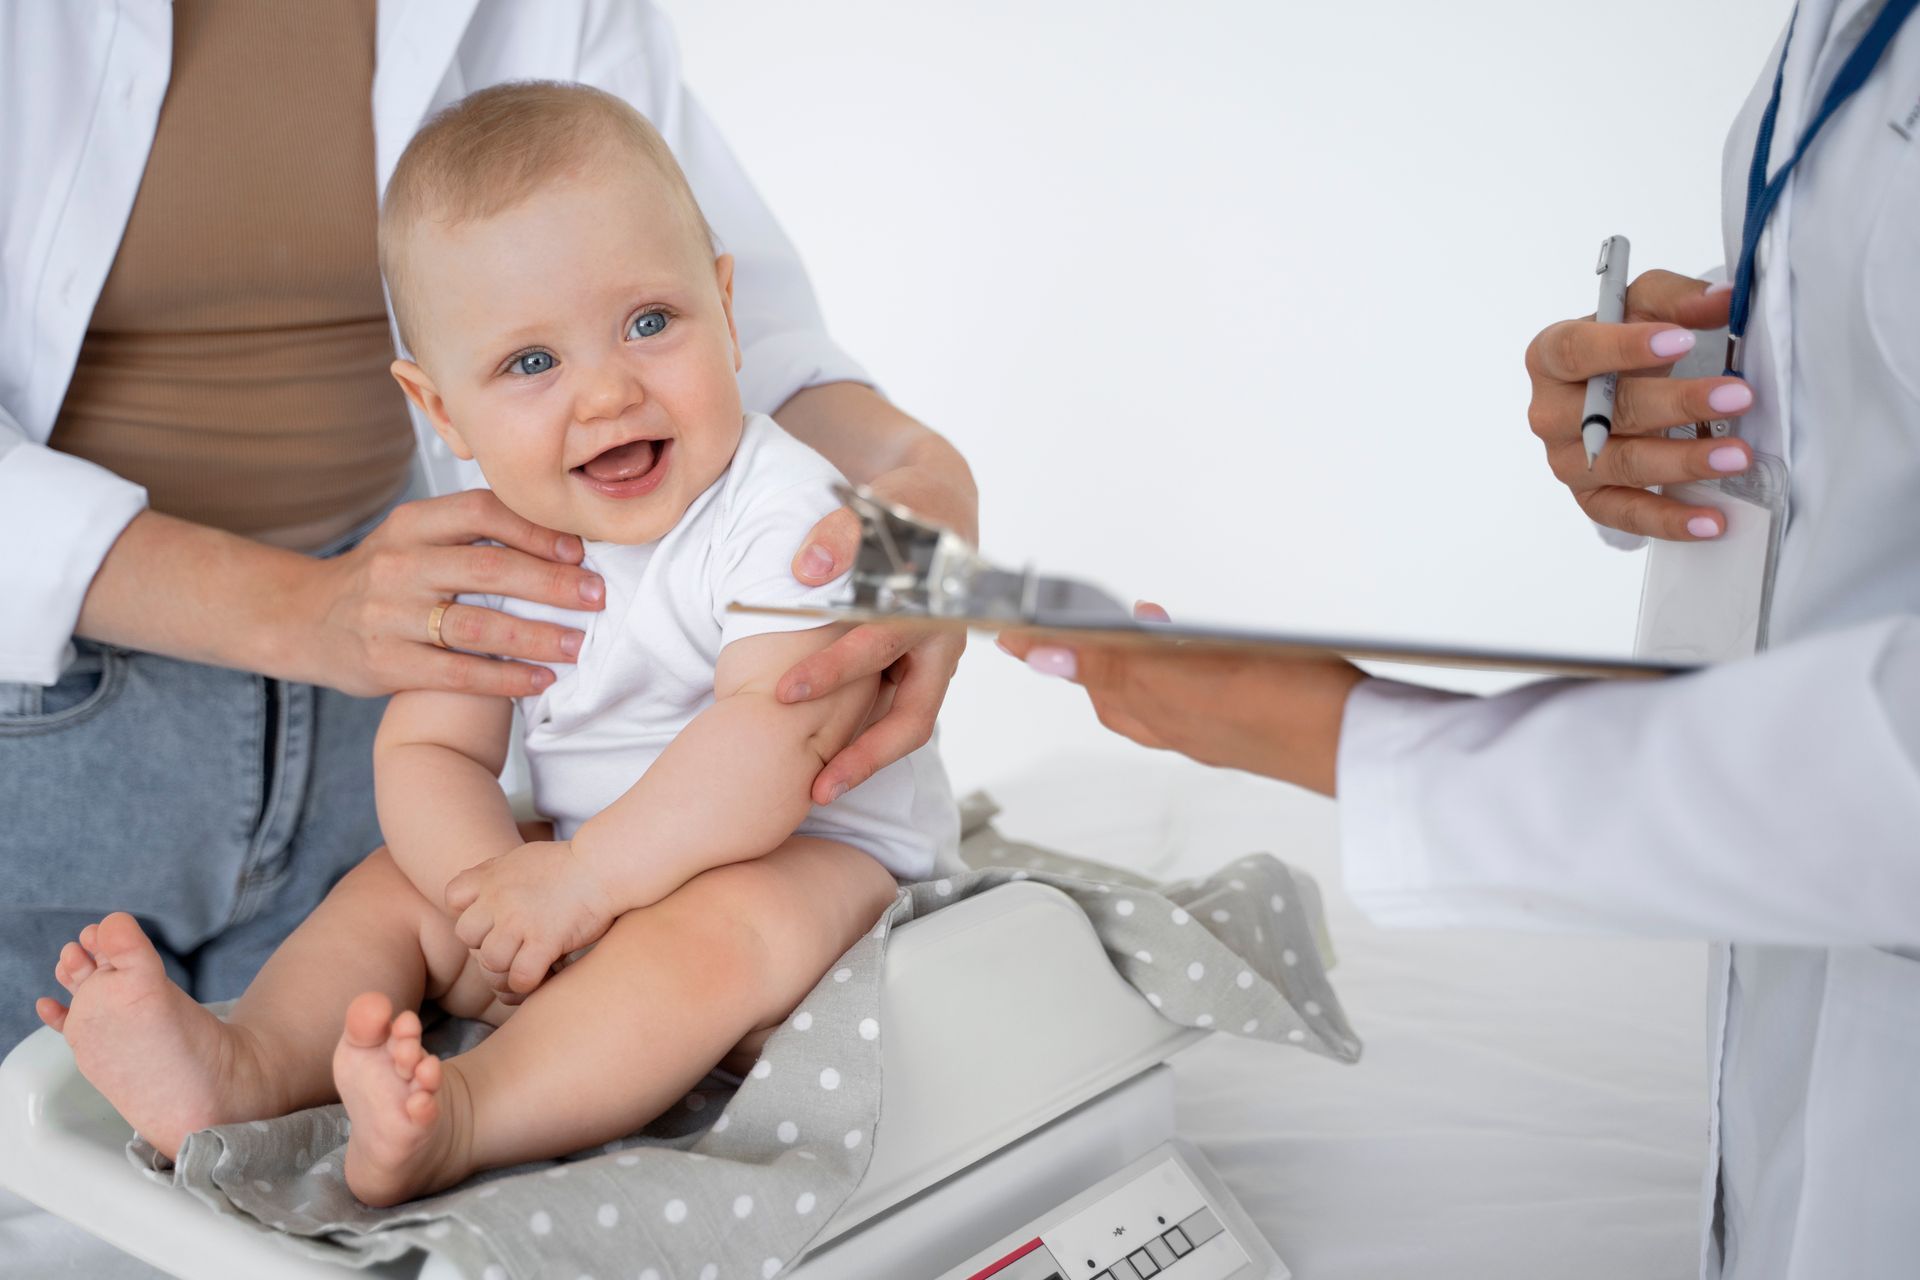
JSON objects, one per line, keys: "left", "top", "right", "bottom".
{"left": 445, "top": 841, "right": 617, "bottom": 995}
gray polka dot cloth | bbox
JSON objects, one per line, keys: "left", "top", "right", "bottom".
{"left": 131, "top": 795, "right": 1358, "bottom": 1278}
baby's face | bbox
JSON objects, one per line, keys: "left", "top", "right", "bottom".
{"left": 395, "top": 164, "right": 742, "bottom": 544}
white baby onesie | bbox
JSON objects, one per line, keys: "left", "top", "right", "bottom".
{"left": 467, "top": 413, "right": 959, "bottom": 881}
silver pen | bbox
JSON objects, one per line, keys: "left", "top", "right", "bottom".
{"left": 1582, "top": 234, "right": 1630, "bottom": 468}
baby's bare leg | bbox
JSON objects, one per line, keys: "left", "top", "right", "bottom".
{"left": 39, "top": 847, "right": 478, "bottom": 1160}
{"left": 334, "top": 836, "right": 897, "bottom": 1205}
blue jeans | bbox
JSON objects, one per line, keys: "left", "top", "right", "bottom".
{"left": 0, "top": 537, "right": 388, "bottom": 1054}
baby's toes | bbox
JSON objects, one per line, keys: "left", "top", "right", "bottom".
{"left": 55, "top": 941, "right": 96, "bottom": 994}
{"left": 390, "top": 1035, "right": 423, "bottom": 1079}
{"left": 35, "top": 997, "right": 69, "bottom": 1032}
{"left": 387, "top": 1011, "right": 424, "bottom": 1076}
{"left": 79, "top": 922, "right": 100, "bottom": 956}
{"left": 404, "top": 1088, "right": 439, "bottom": 1127}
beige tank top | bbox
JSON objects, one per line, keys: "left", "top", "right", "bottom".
{"left": 50, "top": 0, "right": 414, "bottom": 552}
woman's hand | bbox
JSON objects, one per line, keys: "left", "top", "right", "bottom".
{"left": 1000, "top": 604, "right": 1366, "bottom": 796}
{"left": 775, "top": 469, "right": 974, "bottom": 805}
{"left": 1525, "top": 270, "right": 1758, "bottom": 540}
{"left": 302, "top": 490, "right": 605, "bottom": 697}
{"left": 445, "top": 839, "right": 617, "bottom": 996}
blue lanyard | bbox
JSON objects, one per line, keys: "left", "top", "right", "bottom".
{"left": 1727, "top": 0, "right": 1920, "bottom": 372}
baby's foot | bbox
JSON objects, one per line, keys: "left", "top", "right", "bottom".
{"left": 37, "top": 912, "right": 280, "bottom": 1160}
{"left": 334, "top": 992, "right": 469, "bottom": 1206}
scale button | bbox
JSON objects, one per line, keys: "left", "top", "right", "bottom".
{"left": 1127, "top": 1248, "right": 1159, "bottom": 1277}
{"left": 1145, "top": 1238, "right": 1175, "bottom": 1268}
{"left": 1164, "top": 1227, "right": 1192, "bottom": 1257}
{"left": 1177, "top": 1206, "right": 1224, "bottom": 1247}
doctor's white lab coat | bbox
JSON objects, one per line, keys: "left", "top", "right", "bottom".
{"left": 0, "top": 0, "right": 867, "bottom": 686}
{"left": 1338, "top": 2, "right": 1920, "bottom": 1276}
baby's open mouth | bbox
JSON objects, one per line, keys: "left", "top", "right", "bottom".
{"left": 573, "top": 437, "right": 673, "bottom": 499}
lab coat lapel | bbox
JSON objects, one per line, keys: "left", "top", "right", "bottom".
{"left": 371, "top": 0, "right": 481, "bottom": 191}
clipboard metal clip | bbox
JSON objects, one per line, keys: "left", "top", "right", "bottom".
{"left": 836, "top": 484, "right": 1133, "bottom": 626}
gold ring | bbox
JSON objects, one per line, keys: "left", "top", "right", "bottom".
{"left": 427, "top": 600, "right": 454, "bottom": 649}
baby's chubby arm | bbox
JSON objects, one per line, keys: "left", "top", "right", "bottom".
{"left": 373, "top": 688, "right": 522, "bottom": 909}
{"left": 445, "top": 625, "right": 879, "bottom": 994}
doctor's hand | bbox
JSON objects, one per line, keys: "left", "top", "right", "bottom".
{"left": 303, "top": 490, "right": 604, "bottom": 698}
{"left": 446, "top": 840, "right": 618, "bottom": 997}
{"left": 1000, "top": 604, "right": 1367, "bottom": 797}
{"left": 1526, "top": 269, "right": 1757, "bottom": 540}
{"left": 776, "top": 471, "right": 975, "bottom": 806}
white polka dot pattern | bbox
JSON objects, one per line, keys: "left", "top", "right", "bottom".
{"left": 165, "top": 850, "right": 1353, "bottom": 1280}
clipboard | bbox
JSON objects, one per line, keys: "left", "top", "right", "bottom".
{"left": 729, "top": 486, "right": 1694, "bottom": 682}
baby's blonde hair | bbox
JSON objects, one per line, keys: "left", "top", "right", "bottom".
{"left": 379, "top": 80, "right": 715, "bottom": 354}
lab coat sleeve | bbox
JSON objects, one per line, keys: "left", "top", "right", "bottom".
{"left": 0, "top": 408, "right": 148, "bottom": 686}
{"left": 576, "top": 2, "right": 874, "bottom": 417}
{"left": 1337, "top": 614, "right": 1920, "bottom": 946}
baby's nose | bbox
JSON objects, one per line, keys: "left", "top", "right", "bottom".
{"left": 576, "top": 363, "right": 645, "bottom": 421}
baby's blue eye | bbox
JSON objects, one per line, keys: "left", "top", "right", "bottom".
{"left": 510, "top": 351, "right": 555, "bottom": 376}
{"left": 628, "top": 311, "right": 670, "bottom": 340}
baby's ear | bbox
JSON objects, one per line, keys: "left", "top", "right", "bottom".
{"left": 714, "top": 253, "right": 741, "bottom": 373}
{"left": 390, "top": 358, "right": 474, "bottom": 461}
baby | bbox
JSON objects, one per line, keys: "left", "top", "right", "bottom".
{"left": 36, "top": 82, "right": 958, "bottom": 1207}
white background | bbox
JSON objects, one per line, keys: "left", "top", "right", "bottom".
{"left": 663, "top": 0, "right": 1790, "bottom": 795}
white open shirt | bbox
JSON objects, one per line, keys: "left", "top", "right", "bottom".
{"left": 0, "top": 0, "right": 867, "bottom": 686}
{"left": 1338, "top": 3, "right": 1920, "bottom": 1276}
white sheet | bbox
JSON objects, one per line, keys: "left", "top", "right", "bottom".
{"left": 3, "top": 748, "right": 1707, "bottom": 1279}
{"left": 990, "top": 749, "right": 1709, "bottom": 1280}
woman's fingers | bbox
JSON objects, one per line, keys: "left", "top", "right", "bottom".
{"left": 405, "top": 649, "right": 553, "bottom": 698}
{"left": 427, "top": 602, "right": 583, "bottom": 665}
{"left": 778, "top": 623, "right": 924, "bottom": 703}
{"left": 809, "top": 633, "right": 963, "bottom": 803}
{"left": 794, "top": 506, "right": 861, "bottom": 584}
{"left": 1623, "top": 268, "right": 1733, "bottom": 329}
{"left": 1575, "top": 485, "right": 1729, "bottom": 541}
{"left": 430, "top": 543, "right": 605, "bottom": 613}
{"left": 1546, "top": 432, "right": 1752, "bottom": 492}
{"left": 1522, "top": 268, "right": 1744, "bottom": 542}
{"left": 1526, "top": 319, "right": 1698, "bottom": 384}
{"left": 400, "top": 488, "right": 585, "bottom": 564}
{"left": 1530, "top": 374, "right": 1754, "bottom": 445}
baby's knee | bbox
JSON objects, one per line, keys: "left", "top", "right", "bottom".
{"left": 601, "top": 903, "right": 774, "bottom": 1016}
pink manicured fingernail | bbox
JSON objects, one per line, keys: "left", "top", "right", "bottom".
{"left": 578, "top": 576, "right": 605, "bottom": 605}
{"left": 532, "top": 667, "right": 555, "bottom": 688}
{"left": 825, "top": 782, "right": 848, "bottom": 803}
{"left": 1709, "top": 446, "right": 1748, "bottom": 473}
{"left": 785, "top": 682, "right": 811, "bottom": 702}
{"left": 800, "top": 544, "right": 836, "bottom": 580}
{"left": 555, "top": 534, "right": 583, "bottom": 560}
{"left": 560, "top": 630, "right": 583, "bottom": 657}
{"left": 1649, "top": 329, "right": 1695, "bottom": 358}
{"left": 1026, "top": 646, "right": 1077, "bottom": 679}
{"left": 1708, "top": 383, "right": 1753, "bottom": 413}
{"left": 1704, "top": 281, "right": 1733, "bottom": 296}
{"left": 1687, "top": 516, "right": 1720, "bottom": 538}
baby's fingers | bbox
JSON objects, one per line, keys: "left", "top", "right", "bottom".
{"left": 478, "top": 924, "right": 521, "bottom": 975}
{"left": 508, "top": 943, "right": 557, "bottom": 995}
{"left": 452, "top": 901, "right": 493, "bottom": 951}
{"left": 445, "top": 868, "right": 482, "bottom": 914}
